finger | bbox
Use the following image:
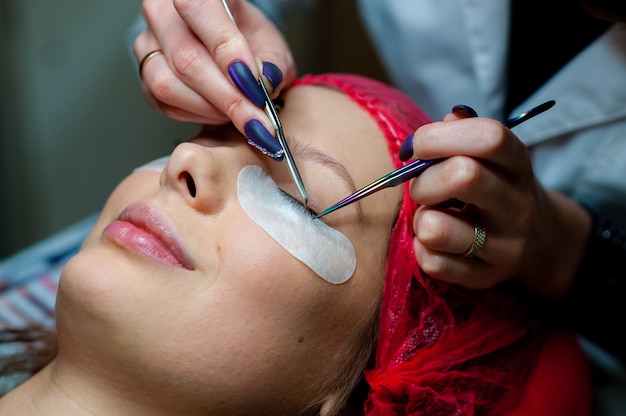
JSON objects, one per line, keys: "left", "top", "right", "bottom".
{"left": 413, "top": 209, "right": 510, "bottom": 290}
{"left": 414, "top": 206, "right": 496, "bottom": 264}
{"left": 414, "top": 207, "right": 476, "bottom": 255}
{"left": 177, "top": 0, "right": 294, "bottom": 93}
{"left": 140, "top": 82, "right": 227, "bottom": 125}
{"left": 410, "top": 160, "right": 528, "bottom": 265}
{"left": 409, "top": 149, "right": 535, "bottom": 218}
{"left": 408, "top": 155, "right": 509, "bottom": 209}
{"left": 134, "top": 27, "right": 203, "bottom": 120}
{"left": 237, "top": 2, "right": 296, "bottom": 95}
{"left": 133, "top": 28, "right": 159, "bottom": 70}
{"left": 139, "top": 50, "right": 232, "bottom": 124}
{"left": 415, "top": 217, "right": 522, "bottom": 288}
{"left": 137, "top": 1, "right": 234, "bottom": 124}
{"left": 175, "top": 0, "right": 260, "bottom": 79}
{"left": 144, "top": 0, "right": 273, "bottom": 135}
{"left": 412, "top": 118, "right": 531, "bottom": 175}
{"left": 400, "top": 105, "right": 475, "bottom": 161}
{"left": 413, "top": 240, "right": 501, "bottom": 290}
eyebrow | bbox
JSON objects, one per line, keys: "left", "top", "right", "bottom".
{"left": 289, "top": 139, "right": 365, "bottom": 221}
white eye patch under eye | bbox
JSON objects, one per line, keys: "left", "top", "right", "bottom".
{"left": 237, "top": 165, "right": 357, "bottom": 284}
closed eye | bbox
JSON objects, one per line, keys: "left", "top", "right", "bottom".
{"left": 279, "top": 189, "right": 318, "bottom": 217}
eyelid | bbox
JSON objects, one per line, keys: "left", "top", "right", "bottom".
{"left": 278, "top": 189, "right": 318, "bottom": 217}
{"left": 288, "top": 140, "right": 357, "bottom": 196}
{"left": 285, "top": 138, "right": 362, "bottom": 221}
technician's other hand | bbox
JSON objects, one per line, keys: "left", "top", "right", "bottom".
{"left": 401, "top": 107, "right": 590, "bottom": 298}
{"left": 134, "top": 0, "right": 296, "bottom": 157}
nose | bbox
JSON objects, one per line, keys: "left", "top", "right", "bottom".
{"left": 161, "top": 141, "right": 244, "bottom": 214}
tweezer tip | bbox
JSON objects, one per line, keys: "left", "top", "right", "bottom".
{"left": 313, "top": 205, "right": 335, "bottom": 219}
{"left": 296, "top": 182, "right": 308, "bottom": 207}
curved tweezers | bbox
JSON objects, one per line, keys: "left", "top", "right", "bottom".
{"left": 313, "top": 100, "right": 555, "bottom": 219}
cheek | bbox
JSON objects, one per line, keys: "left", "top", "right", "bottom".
{"left": 205, "top": 207, "right": 365, "bottom": 354}
{"left": 237, "top": 165, "right": 357, "bottom": 284}
{"left": 55, "top": 246, "right": 162, "bottom": 356}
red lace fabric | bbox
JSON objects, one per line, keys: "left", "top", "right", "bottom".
{"left": 293, "top": 74, "right": 540, "bottom": 415}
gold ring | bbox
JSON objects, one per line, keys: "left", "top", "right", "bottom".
{"left": 463, "top": 222, "right": 486, "bottom": 258}
{"left": 138, "top": 49, "right": 163, "bottom": 80}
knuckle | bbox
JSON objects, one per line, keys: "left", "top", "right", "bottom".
{"left": 169, "top": 42, "right": 203, "bottom": 77}
{"left": 173, "top": 0, "right": 199, "bottom": 14}
{"left": 172, "top": 0, "right": 188, "bottom": 11}
{"left": 446, "top": 156, "right": 481, "bottom": 191}
{"left": 210, "top": 33, "right": 249, "bottom": 66}
{"left": 416, "top": 212, "right": 446, "bottom": 247}
{"left": 223, "top": 94, "right": 248, "bottom": 121}
{"left": 475, "top": 120, "right": 508, "bottom": 153}
{"left": 148, "top": 70, "right": 176, "bottom": 103}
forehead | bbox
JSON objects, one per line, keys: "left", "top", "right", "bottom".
{"left": 280, "top": 84, "right": 395, "bottom": 189}
{"left": 276, "top": 85, "right": 403, "bottom": 278}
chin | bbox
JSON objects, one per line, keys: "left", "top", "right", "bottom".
{"left": 57, "top": 245, "right": 135, "bottom": 326}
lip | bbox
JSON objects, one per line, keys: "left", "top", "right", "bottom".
{"left": 103, "top": 202, "right": 193, "bottom": 270}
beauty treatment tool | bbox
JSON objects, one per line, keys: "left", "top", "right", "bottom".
{"left": 313, "top": 100, "right": 556, "bottom": 219}
{"left": 221, "top": 0, "right": 308, "bottom": 206}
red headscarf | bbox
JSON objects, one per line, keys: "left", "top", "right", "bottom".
{"left": 293, "top": 73, "right": 540, "bottom": 415}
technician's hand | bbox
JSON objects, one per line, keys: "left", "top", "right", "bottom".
{"left": 401, "top": 107, "right": 591, "bottom": 299}
{"left": 134, "top": 0, "right": 296, "bottom": 157}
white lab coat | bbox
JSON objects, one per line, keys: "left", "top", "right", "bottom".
{"left": 356, "top": 1, "right": 626, "bottom": 221}
{"left": 132, "top": 0, "right": 626, "bottom": 220}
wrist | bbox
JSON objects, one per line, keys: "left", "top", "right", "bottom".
{"left": 516, "top": 190, "right": 591, "bottom": 299}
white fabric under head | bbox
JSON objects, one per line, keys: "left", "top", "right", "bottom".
{"left": 134, "top": 156, "right": 169, "bottom": 172}
{"left": 237, "top": 165, "right": 356, "bottom": 284}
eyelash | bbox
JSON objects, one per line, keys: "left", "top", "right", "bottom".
{"left": 279, "top": 189, "right": 318, "bottom": 217}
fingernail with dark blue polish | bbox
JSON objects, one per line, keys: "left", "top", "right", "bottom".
{"left": 452, "top": 104, "right": 478, "bottom": 118}
{"left": 398, "top": 133, "right": 414, "bottom": 162}
{"left": 228, "top": 61, "right": 265, "bottom": 107}
{"left": 244, "top": 119, "right": 284, "bottom": 160}
{"left": 262, "top": 61, "right": 283, "bottom": 92}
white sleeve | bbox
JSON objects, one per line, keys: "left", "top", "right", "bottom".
{"left": 356, "top": 0, "right": 509, "bottom": 120}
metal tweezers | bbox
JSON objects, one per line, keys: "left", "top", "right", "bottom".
{"left": 314, "top": 100, "right": 555, "bottom": 218}
{"left": 221, "top": 0, "right": 308, "bottom": 205}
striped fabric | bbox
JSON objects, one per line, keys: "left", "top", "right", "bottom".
{"left": 0, "top": 213, "right": 98, "bottom": 330}
{"left": 0, "top": 214, "right": 97, "bottom": 396}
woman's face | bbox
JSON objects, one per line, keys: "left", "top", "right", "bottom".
{"left": 56, "top": 85, "right": 401, "bottom": 413}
